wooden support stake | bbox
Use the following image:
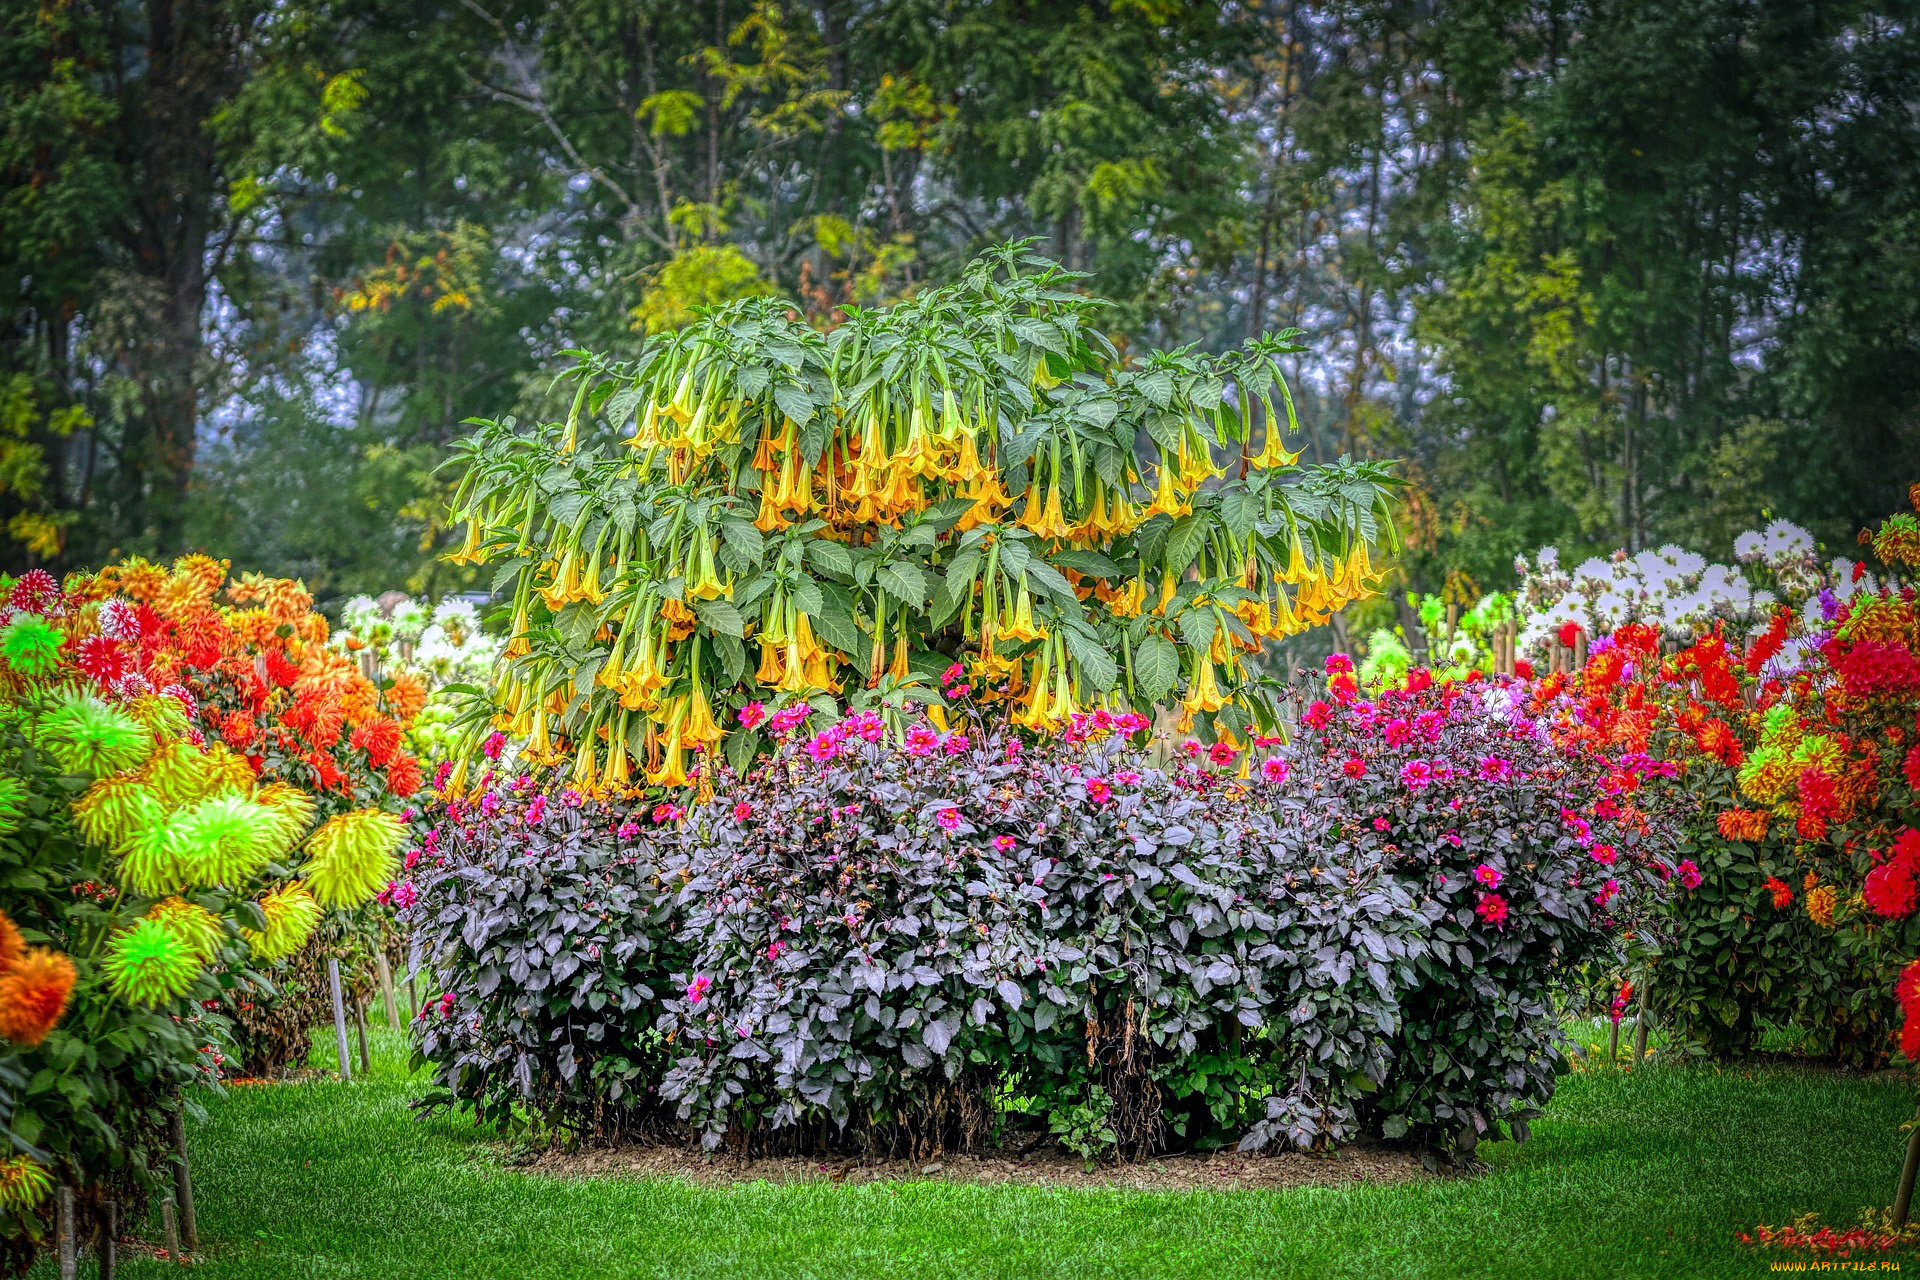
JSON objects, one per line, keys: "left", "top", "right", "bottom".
{"left": 328, "top": 956, "right": 352, "bottom": 1083}
{"left": 1895, "top": 1107, "right": 1920, "bottom": 1226}
{"left": 161, "top": 1196, "right": 180, "bottom": 1263}
{"left": 1607, "top": 1017, "right": 1620, "bottom": 1065}
{"left": 170, "top": 1107, "right": 197, "bottom": 1252}
{"left": 100, "top": 1200, "right": 116, "bottom": 1280}
{"left": 375, "top": 950, "right": 400, "bottom": 1029}
{"left": 1632, "top": 988, "right": 1651, "bottom": 1062}
{"left": 55, "top": 1186, "right": 75, "bottom": 1280}
{"left": 353, "top": 994, "right": 372, "bottom": 1076}
{"left": 407, "top": 971, "right": 419, "bottom": 1022}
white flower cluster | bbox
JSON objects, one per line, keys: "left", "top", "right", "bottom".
{"left": 333, "top": 594, "right": 501, "bottom": 687}
{"left": 1512, "top": 520, "right": 1855, "bottom": 663}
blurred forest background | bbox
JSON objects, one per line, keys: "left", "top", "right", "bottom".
{"left": 3, "top": 0, "right": 1916, "bottom": 606}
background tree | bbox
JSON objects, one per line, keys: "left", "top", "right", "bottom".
{"left": 0, "top": 0, "right": 1912, "bottom": 611}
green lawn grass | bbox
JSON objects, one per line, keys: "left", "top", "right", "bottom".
{"left": 58, "top": 1011, "right": 1916, "bottom": 1280}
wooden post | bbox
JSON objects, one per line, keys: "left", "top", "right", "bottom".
{"left": 407, "top": 971, "right": 419, "bottom": 1022}
{"left": 328, "top": 956, "right": 352, "bottom": 1083}
{"left": 353, "top": 995, "right": 372, "bottom": 1076}
{"left": 170, "top": 1107, "right": 197, "bottom": 1252}
{"left": 100, "top": 1200, "right": 116, "bottom": 1280}
{"left": 1632, "top": 987, "right": 1651, "bottom": 1062}
{"left": 375, "top": 950, "right": 400, "bottom": 1029}
{"left": 1894, "top": 1107, "right": 1920, "bottom": 1226}
{"left": 1607, "top": 1017, "right": 1620, "bottom": 1065}
{"left": 161, "top": 1196, "right": 181, "bottom": 1262}
{"left": 55, "top": 1186, "right": 75, "bottom": 1280}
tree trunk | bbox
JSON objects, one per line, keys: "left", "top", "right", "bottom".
{"left": 115, "top": 0, "right": 248, "bottom": 552}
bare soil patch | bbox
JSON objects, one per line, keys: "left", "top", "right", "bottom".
{"left": 519, "top": 1140, "right": 1427, "bottom": 1192}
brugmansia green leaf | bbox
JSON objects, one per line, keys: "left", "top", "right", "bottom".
{"left": 302, "top": 810, "right": 404, "bottom": 908}
{"left": 244, "top": 882, "right": 323, "bottom": 963}
{"left": 104, "top": 919, "right": 202, "bottom": 1006}
{"left": 0, "top": 616, "right": 62, "bottom": 677}
{"left": 1134, "top": 636, "right": 1179, "bottom": 703}
{"left": 174, "top": 794, "right": 280, "bottom": 887}
{"left": 36, "top": 695, "right": 152, "bottom": 778}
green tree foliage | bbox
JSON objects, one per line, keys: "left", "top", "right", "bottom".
{"left": 0, "top": 0, "right": 1912, "bottom": 608}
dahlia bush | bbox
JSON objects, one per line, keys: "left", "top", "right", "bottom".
{"left": 1524, "top": 489, "right": 1920, "bottom": 1065}
{"left": 1512, "top": 518, "right": 1861, "bottom": 663}
{"left": 331, "top": 594, "right": 502, "bottom": 763}
{"left": 66, "top": 555, "right": 429, "bottom": 807}
{"left": 403, "top": 674, "right": 1656, "bottom": 1162}
{"left": 0, "top": 566, "right": 404, "bottom": 1268}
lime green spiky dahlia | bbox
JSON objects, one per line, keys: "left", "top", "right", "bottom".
{"left": 103, "top": 918, "right": 202, "bottom": 1005}
{"left": 253, "top": 782, "right": 317, "bottom": 854}
{"left": 302, "top": 810, "right": 404, "bottom": 908}
{"left": 35, "top": 695, "right": 152, "bottom": 778}
{"left": 0, "top": 1156, "right": 52, "bottom": 1211}
{"left": 0, "top": 615, "right": 62, "bottom": 678}
{"left": 244, "top": 882, "right": 323, "bottom": 963}
{"left": 146, "top": 897, "right": 226, "bottom": 965}
{"left": 73, "top": 774, "right": 166, "bottom": 848}
{"left": 174, "top": 793, "right": 280, "bottom": 886}
{"left": 0, "top": 773, "right": 24, "bottom": 838}
{"left": 139, "top": 740, "right": 222, "bottom": 808}
{"left": 116, "top": 822, "right": 191, "bottom": 897}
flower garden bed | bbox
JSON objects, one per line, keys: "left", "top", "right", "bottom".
{"left": 517, "top": 1136, "right": 1427, "bottom": 1191}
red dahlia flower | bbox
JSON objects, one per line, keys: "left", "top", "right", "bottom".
{"left": 1864, "top": 861, "right": 1918, "bottom": 919}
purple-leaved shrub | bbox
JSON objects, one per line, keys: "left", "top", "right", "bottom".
{"left": 403, "top": 685, "right": 1670, "bottom": 1161}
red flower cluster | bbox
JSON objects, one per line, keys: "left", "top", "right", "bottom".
{"left": 65, "top": 557, "right": 423, "bottom": 802}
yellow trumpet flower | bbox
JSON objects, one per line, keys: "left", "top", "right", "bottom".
{"left": 604, "top": 737, "right": 633, "bottom": 788}
{"left": 1246, "top": 426, "right": 1302, "bottom": 471}
{"left": 449, "top": 519, "right": 485, "bottom": 565}
{"left": 1019, "top": 482, "right": 1073, "bottom": 541}
{"left": 777, "top": 636, "right": 815, "bottom": 694}
{"left": 538, "top": 552, "right": 579, "bottom": 614}
{"left": 998, "top": 583, "right": 1045, "bottom": 643}
{"left": 751, "top": 426, "right": 781, "bottom": 472}
{"left": 571, "top": 737, "right": 598, "bottom": 793}
{"left": 1013, "top": 661, "right": 1054, "bottom": 731}
{"left": 1151, "top": 575, "right": 1179, "bottom": 617}
{"left": 887, "top": 629, "right": 911, "bottom": 683}
{"left": 577, "top": 552, "right": 607, "bottom": 606}
{"left": 504, "top": 602, "right": 532, "bottom": 658}
{"left": 1176, "top": 438, "right": 1218, "bottom": 490}
{"left": 1280, "top": 535, "right": 1313, "bottom": 585}
{"left": 754, "top": 483, "right": 790, "bottom": 533}
{"left": 1104, "top": 577, "right": 1146, "bottom": 618}
{"left": 682, "top": 687, "right": 723, "bottom": 750}
{"left": 1143, "top": 456, "right": 1190, "bottom": 520}
{"left": 1181, "top": 659, "right": 1228, "bottom": 715}
{"left": 755, "top": 641, "right": 783, "bottom": 685}
{"left": 686, "top": 537, "right": 731, "bottom": 601}
{"left": 952, "top": 432, "right": 988, "bottom": 483}
{"left": 646, "top": 724, "right": 690, "bottom": 789}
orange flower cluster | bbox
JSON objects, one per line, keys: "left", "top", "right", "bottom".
{"left": 65, "top": 557, "right": 424, "bottom": 802}
{"left": 0, "top": 911, "right": 74, "bottom": 1049}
